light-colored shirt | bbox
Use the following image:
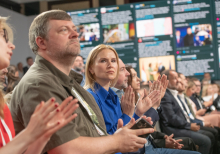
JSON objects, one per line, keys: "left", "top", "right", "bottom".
{"left": 167, "top": 89, "right": 190, "bottom": 123}
{"left": 111, "top": 87, "right": 124, "bottom": 103}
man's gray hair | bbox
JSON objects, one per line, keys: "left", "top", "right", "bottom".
{"left": 29, "top": 10, "right": 72, "bottom": 54}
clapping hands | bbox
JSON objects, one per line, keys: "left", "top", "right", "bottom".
{"left": 149, "top": 75, "right": 169, "bottom": 109}
{"left": 121, "top": 86, "right": 135, "bottom": 118}
{"left": 26, "top": 96, "right": 79, "bottom": 140}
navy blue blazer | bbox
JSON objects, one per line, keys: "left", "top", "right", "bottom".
{"left": 159, "top": 89, "right": 191, "bottom": 135}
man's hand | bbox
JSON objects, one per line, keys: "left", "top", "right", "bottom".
{"left": 164, "top": 134, "right": 184, "bottom": 149}
{"left": 135, "top": 89, "right": 160, "bottom": 117}
{"left": 149, "top": 75, "right": 169, "bottom": 109}
{"left": 114, "top": 118, "right": 154, "bottom": 153}
{"left": 196, "top": 108, "right": 207, "bottom": 116}
{"left": 190, "top": 123, "right": 200, "bottom": 131}
{"left": 121, "top": 86, "right": 135, "bottom": 118}
{"left": 159, "top": 75, "right": 169, "bottom": 99}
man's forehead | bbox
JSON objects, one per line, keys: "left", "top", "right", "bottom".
{"left": 180, "top": 74, "right": 185, "bottom": 79}
{"left": 194, "top": 80, "right": 200, "bottom": 84}
{"left": 170, "top": 71, "right": 177, "bottom": 77}
{"left": 76, "top": 56, "right": 83, "bottom": 61}
{"left": 48, "top": 20, "right": 75, "bottom": 28}
{"left": 119, "top": 59, "right": 125, "bottom": 68}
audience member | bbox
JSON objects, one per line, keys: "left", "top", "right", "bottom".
{"left": 85, "top": 45, "right": 158, "bottom": 134}
{"left": 202, "top": 84, "right": 218, "bottom": 102}
{"left": 71, "top": 55, "right": 85, "bottom": 86}
{"left": 138, "top": 83, "right": 198, "bottom": 152}
{"left": 16, "top": 62, "right": 23, "bottom": 78}
{"left": 212, "top": 84, "right": 220, "bottom": 110}
{"left": 124, "top": 66, "right": 200, "bottom": 154}
{"left": 191, "top": 78, "right": 214, "bottom": 110}
{"left": 0, "top": 15, "right": 79, "bottom": 154}
{"left": 202, "top": 73, "right": 214, "bottom": 85}
{"left": 10, "top": 10, "right": 154, "bottom": 154}
{"left": 179, "top": 75, "right": 219, "bottom": 154}
{"left": 159, "top": 70, "right": 211, "bottom": 154}
{"left": 23, "top": 57, "right": 33, "bottom": 75}
{"left": 0, "top": 68, "right": 7, "bottom": 91}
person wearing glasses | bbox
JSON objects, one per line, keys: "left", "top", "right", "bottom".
{"left": 0, "top": 16, "right": 79, "bottom": 153}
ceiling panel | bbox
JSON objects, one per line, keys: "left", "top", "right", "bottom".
{"left": 10, "top": 0, "right": 61, "bottom": 4}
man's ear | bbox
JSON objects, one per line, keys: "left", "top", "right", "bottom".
{"left": 35, "top": 36, "right": 47, "bottom": 50}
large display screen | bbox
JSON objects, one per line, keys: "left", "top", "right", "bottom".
{"left": 67, "top": 0, "right": 220, "bottom": 80}
{"left": 173, "top": 0, "right": 216, "bottom": 79}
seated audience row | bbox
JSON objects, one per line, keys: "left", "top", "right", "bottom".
{"left": 2, "top": 9, "right": 220, "bottom": 154}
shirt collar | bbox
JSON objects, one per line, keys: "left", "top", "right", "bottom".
{"left": 178, "top": 93, "right": 185, "bottom": 99}
{"left": 94, "top": 83, "right": 117, "bottom": 103}
{"left": 111, "top": 87, "right": 124, "bottom": 94}
{"left": 167, "top": 88, "right": 178, "bottom": 96}
{"left": 35, "top": 55, "right": 83, "bottom": 87}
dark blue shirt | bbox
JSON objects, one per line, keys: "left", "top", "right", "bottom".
{"left": 87, "top": 83, "right": 140, "bottom": 135}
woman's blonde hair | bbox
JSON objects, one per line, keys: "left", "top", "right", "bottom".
{"left": 187, "top": 80, "right": 195, "bottom": 89}
{"left": 185, "top": 80, "right": 195, "bottom": 96}
{"left": 0, "top": 17, "right": 14, "bottom": 118}
{"left": 202, "top": 84, "right": 212, "bottom": 97}
{"left": 0, "top": 17, "right": 13, "bottom": 43}
{"left": 84, "top": 44, "right": 119, "bottom": 91}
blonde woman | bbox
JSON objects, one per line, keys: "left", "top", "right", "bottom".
{"left": 84, "top": 44, "right": 158, "bottom": 136}
{"left": 0, "top": 17, "right": 79, "bottom": 153}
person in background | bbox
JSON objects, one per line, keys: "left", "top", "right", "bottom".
{"left": 138, "top": 83, "right": 198, "bottom": 152}
{"left": 190, "top": 78, "right": 214, "bottom": 112}
{"left": 148, "top": 63, "right": 154, "bottom": 81}
{"left": 16, "top": 62, "right": 23, "bottom": 78}
{"left": 202, "top": 73, "right": 214, "bottom": 85}
{"left": 6, "top": 65, "right": 19, "bottom": 94}
{"left": 71, "top": 55, "right": 85, "bottom": 86}
{"left": 212, "top": 84, "right": 220, "bottom": 111}
{"left": 0, "top": 15, "right": 79, "bottom": 154}
{"left": 179, "top": 76, "right": 220, "bottom": 154}
{"left": 203, "top": 35, "right": 212, "bottom": 45}
{"left": 23, "top": 57, "right": 33, "bottom": 75}
{"left": 0, "top": 68, "right": 7, "bottom": 91}
{"left": 183, "top": 27, "right": 194, "bottom": 47}
{"left": 176, "top": 30, "right": 184, "bottom": 47}
{"left": 125, "top": 67, "right": 201, "bottom": 154}
{"left": 159, "top": 70, "right": 211, "bottom": 154}
{"left": 194, "top": 36, "right": 202, "bottom": 46}
{"left": 185, "top": 80, "right": 220, "bottom": 127}
{"left": 158, "top": 61, "right": 165, "bottom": 75}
